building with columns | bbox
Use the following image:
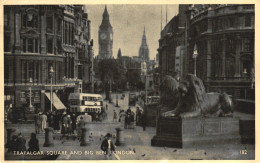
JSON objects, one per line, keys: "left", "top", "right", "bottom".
{"left": 158, "top": 4, "right": 254, "bottom": 99}
{"left": 186, "top": 4, "right": 254, "bottom": 99}
{"left": 4, "top": 5, "right": 93, "bottom": 112}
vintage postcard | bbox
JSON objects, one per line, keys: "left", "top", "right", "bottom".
{"left": 1, "top": 0, "right": 258, "bottom": 161}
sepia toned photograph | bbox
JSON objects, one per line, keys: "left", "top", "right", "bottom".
{"left": 3, "top": 3, "right": 255, "bottom": 160}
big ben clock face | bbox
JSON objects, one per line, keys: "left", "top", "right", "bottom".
{"left": 100, "top": 33, "right": 107, "bottom": 40}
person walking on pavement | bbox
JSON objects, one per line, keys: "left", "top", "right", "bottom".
{"left": 40, "top": 112, "right": 47, "bottom": 133}
{"left": 28, "top": 133, "right": 39, "bottom": 152}
{"left": 101, "top": 133, "right": 116, "bottom": 160}
{"left": 106, "top": 104, "right": 108, "bottom": 111}
{"left": 141, "top": 112, "right": 146, "bottom": 131}
{"left": 113, "top": 110, "right": 118, "bottom": 122}
{"left": 71, "top": 113, "right": 77, "bottom": 134}
{"left": 67, "top": 115, "right": 72, "bottom": 135}
{"left": 34, "top": 112, "right": 41, "bottom": 134}
{"left": 53, "top": 111, "right": 60, "bottom": 133}
{"left": 77, "top": 116, "right": 85, "bottom": 139}
{"left": 61, "top": 114, "right": 69, "bottom": 136}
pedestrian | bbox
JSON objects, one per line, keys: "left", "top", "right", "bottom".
{"left": 101, "top": 133, "right": 116, "bottom": 160}
{"left": 67, "top": 115, "right": 72, "bottom": 135}
{"left": 34, "top": 112, "right": 41, "bottom": 134}
{"left": 61, "top": 114, "right": 69, "bottom": 136}
{"left": 126, "top": 107, "right": 131, "bottom": 115}
{"left": 17, "top": 133, "right": 26, "bottom": 151}
{"left": 77, "top": 116, "right": 85, "bottom": 139}
{"left": 71, "top": 113, "right": 77, "bottom": 134}
{"left": 141, "top": 113, "right": 146, "bottom": 131}
{"left": 53, "top": 111, "right": 60, "bottom": 132}
{"left": 28, "top": 133, "right": 39, "bottom": 152}
{"left": 113, "top": 110, "right": 117, "bottom": 122}
{"left": 8, "top": 135, "right": 18, "bottom": 152}
{"left": 40, "top": 112, "right": 47, "bottom": 133}
{"left": 106, "top": 104, "right": 108, "bottom": 110}
{"left": 49, "top": 113, "right": 54, "bottom": 128}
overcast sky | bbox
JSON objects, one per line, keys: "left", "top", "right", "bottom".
{"left": 85, "top": 4, "right": 179, "bottom": 60}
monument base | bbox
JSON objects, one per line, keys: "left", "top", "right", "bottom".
{"left": 151, "top": 116, "right": 240, "bottom": 148}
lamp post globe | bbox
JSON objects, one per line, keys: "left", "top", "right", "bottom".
{"left": 49, "top": 66, "right": 54, "bottom": 113}
{"left": 29, "top": 77, "right": 34, "bottom": 112}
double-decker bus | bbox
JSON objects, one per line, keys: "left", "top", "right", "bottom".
{"left": 68, "top": 93, "right": 104, "bottom": 117}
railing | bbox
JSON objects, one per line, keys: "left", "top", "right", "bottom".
{"left": 208, "top": 76, "right": 251, "bottom": 81}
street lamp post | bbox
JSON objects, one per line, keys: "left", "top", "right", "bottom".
{"left": 109, "top": 78, "right": 112, "bottom": 103}
{"left": 29, "top": 77, "right": 33, "bottom": 110}
{"left": 116, "top": 85, "right": 119, "bottom": 107}
{"left": 193, "top": 44, "right": 198, "bottom": 76}
{"left": 49, "top": 66, "right": 54, "bottom": 113}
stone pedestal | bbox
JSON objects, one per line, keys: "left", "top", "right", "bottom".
{"left": 80, "top": 127, "right": 90, "bottom": 146}
{"left": 239, "top": 119, "right": 255, "bottom": 144}
{"left": 115, "top": 127, "right": 125, "bottom": 146}
{"left": 44, "top": 127, "right": 54, "bottom": 147}
{"left": 6, "top": 128, "right": 16, "bottom": 148}
{"left": 151, "top": 117, "right": 240, "bottom": 148}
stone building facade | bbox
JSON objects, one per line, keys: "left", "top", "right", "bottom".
{"left": 187, "top": 4, "right": 255, "bottom": 99}
{"left": 158, "top": 5, "right": 189, "bottom": 81}
{"left": 158, "top": 4, "right": 255, "bottom": 99}
{"left": 4, "top": 5, "right": 93, "bottom": 111}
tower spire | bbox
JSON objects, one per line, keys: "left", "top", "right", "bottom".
{"left": 161, "top": 5, "right": 162, "bottom": 31}
{"left": 166, "top": 4, "right": 168, "bottom": 24}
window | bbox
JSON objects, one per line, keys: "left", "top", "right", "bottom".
{"left": 22, "top": 38, "right": 39, "bottom": 53}
{"left": 229, "top": 17, "right": 235, "bottom": 28}
{"left": 57, "top": 39, "right": 62, "bottom": 54}
{"left": 4, "top": 33, "right": 10, "bottom": 52}
{"left": 47, "top": 38, "right": 53, "bottom": 54}
{"left": 57, "top": 18, "right": 62, "bottom": 33}
{"left": 244, "top": 39, "right": 253, "bottom": 51}
{"left": 4, "top": 14, "right": 9, "bottom": 26}
{"left": 22, "top": 61, "right": 27, "bottom": 82}
{"left": 47, "top": 15, "right": 53, "bottom": 32}
{"left": 28, "top": 39, "right": 33, "bottom": 52}
{"left": 28, "top": 62, "right": 34, "bottom": 79}
{"left": 245, "top": 15, "right": 252, "bottom": 27}
{"left": 149, "top": 81, "right": 153, "bottom": 87}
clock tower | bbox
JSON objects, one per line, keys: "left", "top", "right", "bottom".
{"left": 98, "top": 5, "right": 113, "bottom": 59}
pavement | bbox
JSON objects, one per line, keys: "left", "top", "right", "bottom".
{"left": 4, "top": 92, "right": 255, "bottom": 160}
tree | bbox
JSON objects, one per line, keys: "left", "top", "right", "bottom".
{"left": 97, "top": 59, "right": 126, "bottom": 99}
{"left": 126, "top": 69, "right": 143, "bottom": 90}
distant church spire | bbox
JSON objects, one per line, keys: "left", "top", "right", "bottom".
{"left": 166, "top": 4, "right": 168, "bottom": 24}
{"left": 139, "top": 27, "right": 149, "bottom": 61}
{"left": 161, "top": 5, "right": 162, "bottom": 31}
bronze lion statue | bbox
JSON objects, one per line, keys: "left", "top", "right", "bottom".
{"left": 162, "top": 74, "right": 234, "bottom": 118}
{"left": 160, "top": 75, "right": 179, "bottom": 108}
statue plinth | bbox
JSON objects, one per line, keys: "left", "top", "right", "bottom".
{"left": 151, "top": 116, "right": 240, "bottom": 148}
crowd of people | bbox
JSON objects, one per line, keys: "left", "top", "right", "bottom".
{"left": 34, "top": 111, "right": 87, "bottom": 136}
{"left": 7, "top": 132, "right": 40, "bottom": 153}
